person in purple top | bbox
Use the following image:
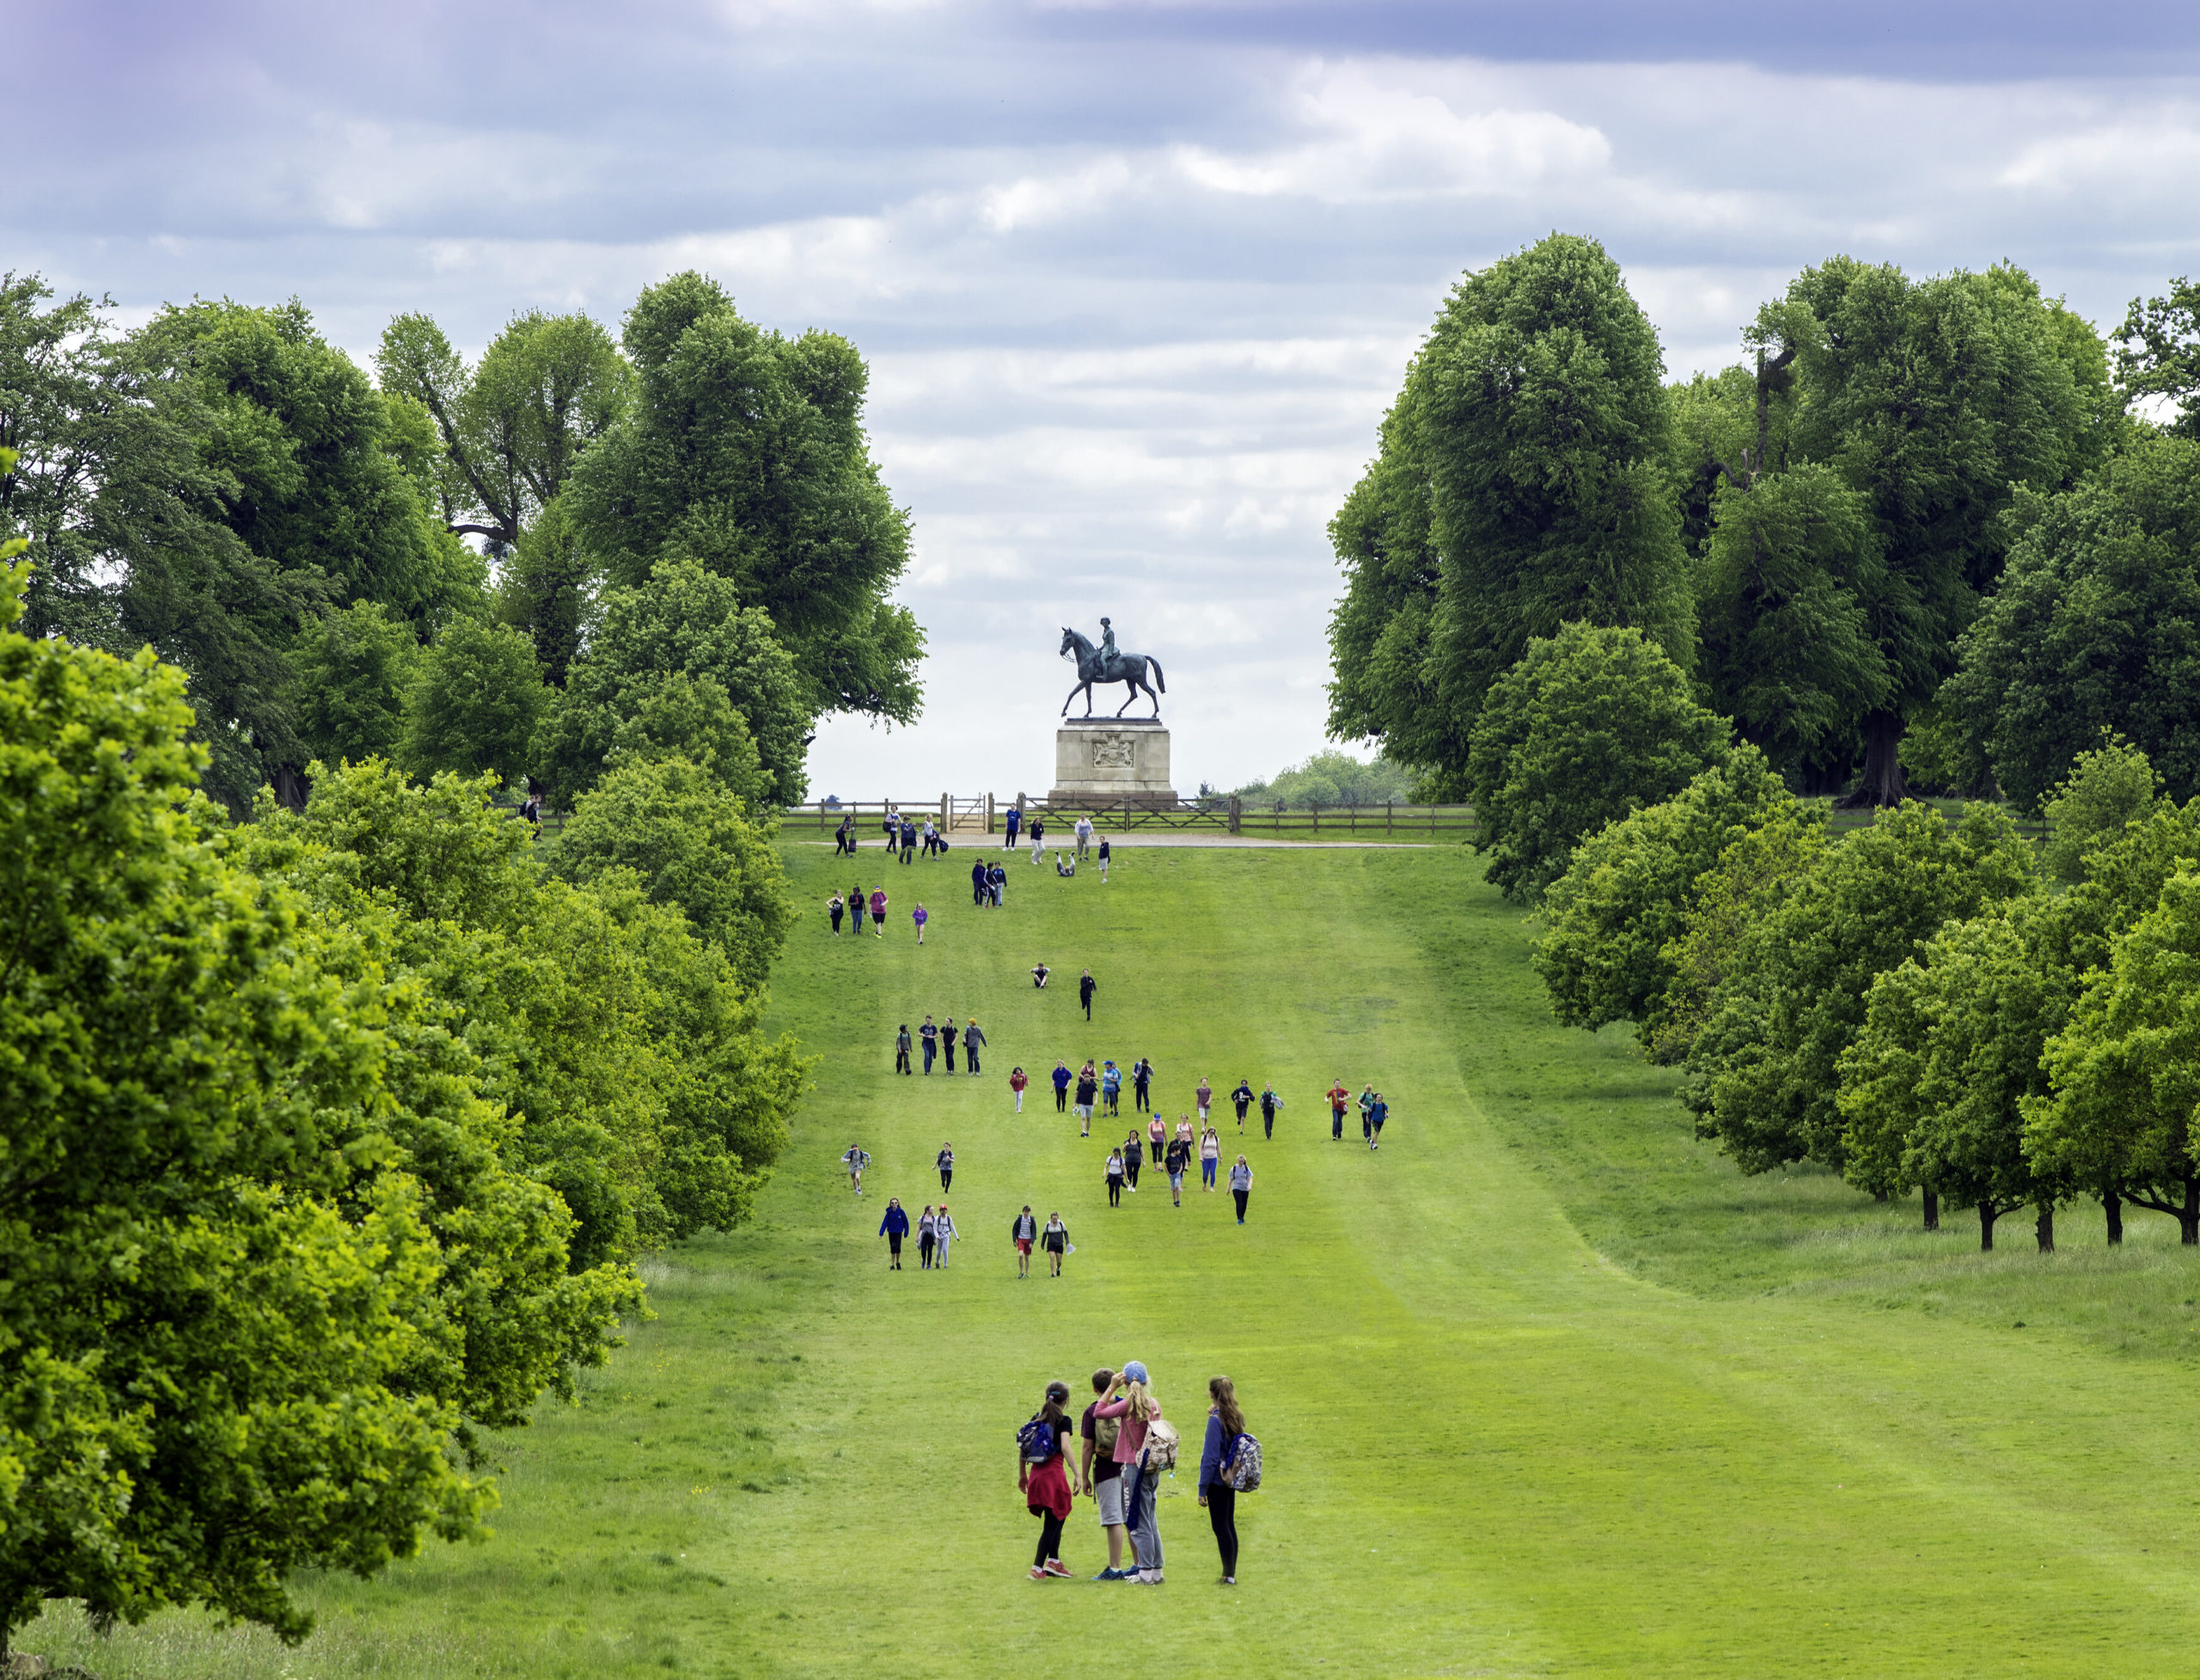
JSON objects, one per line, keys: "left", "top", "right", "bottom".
{"left": 913, "top": 902, "right": 929, "bottom": 944}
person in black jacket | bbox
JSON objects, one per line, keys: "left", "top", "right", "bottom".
{"left": 895, "top": 1024, "right": 914, "bottom": 1075}
{"left": 963, "top": 1017, "right": 987, "bottom": 1076}
{"left": 1079, "top": 968, "right": 1097, "bottom": 1021}
{"left": 1164, "top": 1131, "right": 1193, "bottom": 1207}
{"left": 1230, "top": 1079, "right": 1254, "bottom": 1133}
{"left": 1133, "top": 1057, "right": 1152, "bottom": 1112}
{"left": 971, "top": 858, "right": 988, "bottom": 907}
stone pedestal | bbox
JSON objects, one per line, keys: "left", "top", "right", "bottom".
{"left": 1048, "top": 719, "right": 1176, "bottom": 808}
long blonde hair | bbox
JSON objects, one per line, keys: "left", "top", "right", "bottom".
{"left": 1124, "top": 1376, "right": 1158, "bottom": 1421}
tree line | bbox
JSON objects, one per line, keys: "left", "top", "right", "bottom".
{"left": 1, "top": 268, "right": 922, "bottom": 816}
{"left": 1327, "top": 237, "right": 2200, "bottom": 813}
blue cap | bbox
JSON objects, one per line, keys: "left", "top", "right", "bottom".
{"left": 1122, "top": 1360, "right": 1149, "bottom": 1384}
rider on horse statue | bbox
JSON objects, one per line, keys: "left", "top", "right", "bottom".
{"left": 1058, "top": 619, "right": 1165, "bottom": 719}
{"left": 1098, "top": 618, "right": 1121, "bottom": 683}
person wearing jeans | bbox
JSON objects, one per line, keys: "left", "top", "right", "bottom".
{"left": 1198, "top": 1376, "right": 1247, "bottom": 1585}
{"left": 1094, "top": 1360, "right": 1165, "bottom": 1584}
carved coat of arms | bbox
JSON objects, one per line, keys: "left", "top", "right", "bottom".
{"left": 1091, "top": 733, "right": 1138, "bottom": 768}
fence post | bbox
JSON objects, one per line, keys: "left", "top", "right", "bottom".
{"left": 987, "top": 792, "right": 995, "bottom": 835}
{"left": 1228, "top": 795, "right": 1241, "bottom": 836}
{"left": 1311, "top": 800, "right": 1319, "bottom": 836}
{"left": 1386, "top": 802, "right": 1392, "bottom": 836}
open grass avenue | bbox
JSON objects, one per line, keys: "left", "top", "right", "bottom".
{"left": 34, "top": 836, "right": 2200, "bottom": 1678}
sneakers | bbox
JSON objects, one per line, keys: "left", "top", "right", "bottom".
{"left": 1030, "top": 1566, "right": 1048, "bottom": 1580}
{"left": 1042, "top": 1560, "right": 1073, "bottom": 1578}
{"left": 1093, "top": 1567, "right": 1127, "bottom": 1581}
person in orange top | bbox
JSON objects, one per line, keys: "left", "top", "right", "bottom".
{"left": 1326, "top": 1079, "right": 1350, "bottom": 1141}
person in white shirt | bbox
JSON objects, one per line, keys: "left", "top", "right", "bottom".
{"left": 1074, "top": 814, "right": 1095, "bottom": 858}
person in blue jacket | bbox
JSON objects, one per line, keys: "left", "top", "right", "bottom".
{"left": 1197, "top": 1375, "right": 1247, "bottom": 1585}
{"left": 1005, "top": 804, "right": 1022, "bottom": 848}
{"left": 1369, "top": 1093, "right": 1389, "bottom": 1151}
{"left": 878, "top": 1197, "right": 910, "bottom": 1270}
{"left": 1052, "top": 1060, "right": 1072, "bottom": 1113}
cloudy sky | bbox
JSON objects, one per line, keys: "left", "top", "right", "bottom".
{"left": 9, "top": 1, "right": 2199, "bottom": 798}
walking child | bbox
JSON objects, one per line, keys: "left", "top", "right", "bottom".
{"left": 1010, "top": 1066, "right": 1029, "bottom": 1112}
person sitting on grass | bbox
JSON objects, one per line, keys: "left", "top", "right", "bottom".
{"left": 1032, "top": 960, "right": 1051, "bottom": 988}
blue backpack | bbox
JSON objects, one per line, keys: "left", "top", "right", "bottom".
{"left": 1017, "top": 1417, "right": 1060, "bottom": 1465}
{"left": 1225, "top": 1432, "right": 1263, "bottom": 1493}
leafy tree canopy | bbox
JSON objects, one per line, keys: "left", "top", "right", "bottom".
{"left": 288, "top": 598, "right": 421, "bottom": 770}
{"left": 2116, "top": 274, "right": 2200, "bottom": 437}
{"left": 2039, "top": 735, "right": 2166, "bottom": 884}
{"left": 400, "top": 615, "right": 548, "bottom": 791}
{"left": 1464, "top": 621, "right": 1729, "bottom": 905}
{"left": 565, "top": 272, "right": 921, "bottom": 725}
{"left": 1229, "top": 749, "right": 1413, "bottom": 809}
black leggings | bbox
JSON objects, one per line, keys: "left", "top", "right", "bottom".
{"left": 1234, "top": 1188, "right": 1250, "bottom": 1220}
{"left": 1034, "top": 1509, "right": 1065, "bottom": 1567}
{"left": 1207, "top": 1485, "right": 1238, "bottom": 1575}
{"left": 1125, "top": 1157, "right": 1140, "bottom": 1188}
{"left": 940, "top": 1169, "right": 952, "bottom": 1192}
{"left": 1108, "top": 1178, "right": 1122, "bottom": 1206}
{"left": 1056, "top": 1087, "right": 1067, "bottom": 1111}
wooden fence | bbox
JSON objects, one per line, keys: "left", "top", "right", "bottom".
{"left": 785, "top": 797, "right": 1478, "bottom": 840}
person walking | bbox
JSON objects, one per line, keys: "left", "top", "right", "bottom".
{"left": 1101, "top": 1060, "right": 1121, "bottom": 1119}
{"left": 932, "top": 1202, "right": 956, "bottom": 1267}
{"left": 1052, "top": 1059, "right": 1072, "bottom": 1112}
{"left": 849, "top": 886, "right": 866, "bottom": 936}
{"left": 1195, "top": 1078, "right": 1213, "bottom": 1126}
{"left": 868, "top": 885, "right": 888, "bottom": 938}
{"left": 1200, "top": 1125, "right": 1220, "bottom": 1192}
{"left": 1327, "top": 1079, "right": 1349, "bottom": 1141}
{"left": 1370, "top": 1091, "right": 1389, "bottom": 1150}
{"left": 1146, "top": 1113, "right": 1165, "bottom": 1167}
{"left": 895, "top": 1024, "right": 913, "bottom": 1075}
{"left": 1004, "top": 803, "right": 1022, "bottom": 850}
{"left": 1011, "top": 1205, "right": 1038, "bottom": 1279}
{"left": 1121, "top": 1128, "right": 1143, "bottom": 1193}
{"left": 1010, "top": 1066, "right": 1029, "bottom": 1112}
{"left": 970, "top": 858, "right": 988, "bottom": 907}
{"left": 841, "top": 1143, "right": 870, "bottom": 1195}
{"left": 917, "top": 1204, "right": 938, "bottom": 1268}
{"left": 921, "top": 1016, "right": 939, "bottom": 1074}
{"left": 937, "top": 1142, "right": 954, "bottom": 1193}
{"left": 1164, "top": 1130, "right": 1191, "bottom": 1207}
{"left": 878, "top": 1197, "right": 909, "bottom": 1268}
{"left": 1079, "top": 968, "right": 1097, "bottom": 1021}
{"left": 1260, "top": 1083, "right": 1282, "bottom": 1139}
{"left": 912, "top": 901, "right": 928, "bottom": 944}
{"left": 1074, "top": 1066, "right": 1097, "bottom": 1138}
{"left": 1359, "top": 1083, "right": 1377, "bottom": 1145}
{"left": 964, "top": 1017, "right": 986, "bottom": 1076}
{"left": 1081, "top": 1369, "right": 1132, "bottom": 1579}
{"left": 1105, "top": 1147, "right": 1126, "bottom": 1207}
{"left": 987, "top": 862, "right": 1006, "bottom": 907}
{"left": 1018, "top": 1379, "right": 1076, "bottom": 1579}
{"left": 1229, "top": 1156, "right": 1252, "bottom": 1224}
{"left": 1198, "top": 1376, "right": 1247, "bottom": 1585}
{"left": 1094, "top": 1362, "right": 1165, "bottom": 1585}
{"left": 1042, "top": 1212, "right": 1069, "bottom": 1277}
{"left": 921, "top": 816, "right": 938, "bottom": 856}
{"left": 1175, "top": 1114, "right": 1196, "bottom": 1155}
{"left": 1029, "top": 813, "right": 1046, "bottom": 864}
{"left": 1231, "top": 1079, "right": 1254, "bottom": 1133}
{"left": 1132, "top": 1057, "right": 1152, "bottom": 1113}
{"left": 900, "top": 816, "right": 918, "bottom": 862}
{"left": 828, "top": 891, "right": 845, "bottom": 935}
{"left": 834, "top": 815, "right": 852, "bottom": 856}
{"left": 1097, "top": 835, "right": 1110, "bottom": 883}
{"left": 943, "top": 1008, "right": 957, "bottom": 1072}
{"left": 1074, "top": 814, "right": 1094, "bottom": 858}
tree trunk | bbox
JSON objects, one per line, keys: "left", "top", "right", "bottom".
{"left": 271, "top": 762, "right": 310, "bottom": 812}
{"left": 2182, "top": 1176, "right": 2200, "bottom": 1246}
{"left": 1922, "top": 1186, "right": 1939, "bottom": 1231}
{"left": 1837, "top": 711, "right": 1909, "bottom": 809}
{"left": 1979, "top": 1200, "right": 1998, "bottom": 1251}
{"left": 2036, "top": 1205, "right": 2055, "bottom": 1253}
{"left": 2103, "top": 1180, "right": 2123, "bottom": 1245}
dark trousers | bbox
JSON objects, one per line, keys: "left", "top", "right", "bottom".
{"left": 919, "top": 1235, "right": 934, "bottom": 1268}
{"left": 1083, "top": 996, "right": 1093, "bottom": 1020}
{"left": 1033, "top": 1508, "right": 1064, "bottom": 1567}
{"left": 1262, "top": 1109, "right": 1274, "bottom": 1138}
{"left": 1124, "top": 1155, "right": 1140, "bottom": 1188}
{"left": 1055, "top": 1086, "right": 1067, "bottom": 1111}
{"left": 1149, "top": 1140, "right": 1163, "bottom": 1164}
{"left": 901, "top": 845, "right": 914, "bottom": 864}
{"left": 887, "top": 1234, "right": 902, "bottom": 1267}
{"left": 968, "top": 1049, "right": 981, "bottom": 1075}
{"left": 945, "top": 1042, "right": 956, "bottom": 1072}
{"left": 923, "top": 1043, "right": 935, "bottom": 1073}
{"left": 1108, "top": 1178, "right": 1122, "bottom": 1206}
{"left": 1235, "top": 1102, "right": 1249, "bottom": 1125}
{"left": 939, "top": 1169, "right": 952, "bottom": 1192}
{"left": 1233, "top": 1188, "right": 1250, "bottom": 1221}
{"left": 1134, "top": 1082, "right": 1149, "bottom": 1111}
{"left": 1207, "top": 1485, "right": 1238, "bottom": 1575}
{"left": 895, "top": 1048, "right": 911, "bottom": 1073}
{"left": 1331, "top": 1108, "right": 1344, "bottom": 1139}
{"left": 852, "top": 913, "right": 865, "bottom": 934}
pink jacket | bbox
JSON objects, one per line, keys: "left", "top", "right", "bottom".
{"left": 1095, "top": 1395, "right": 1161, "bottom": 1467}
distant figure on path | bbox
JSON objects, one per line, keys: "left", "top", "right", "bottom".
{"left": 1005, "top": 804, "right": 1022, "bottom": 849}
{"left": 1018, "top": 1379, "right": 1076, "bottom": 1580}
{"left": 842, "top": 1144, "right": 870, "bottom": 1196}
{"left": 964, "top": 1017, "right": 987, "bottom": 1076}
{"left": 895, "top": 1024, "right": 913, "bottom": 1075}
{"left": 1260, "top": 1084, "right": 1282, "bottom": 1139}
{"left": 1043, "top": 1212, "right": 1070, "bottom": 1278}
{"left": 828, "top": 891, "right": 845, "bottom": 935}
{"left": 1030, "top": 814, "right": 1047, "bottom": 863}
{"left": 878, "top": 1198, "right": 908, "bottom": 1269}
{"left": 937, "top": 1142, "right": 955, "bottom": 1192}
{"left": 1012, "top": 1205, "right": 1038, "bottom": 1279}
{"left": 1080, "top": 968, "right": 1097, "bottom": 1021}
{"left": 834, "top": 815, "right": 853, "bottom": 855}
{"left": 1327, "top": 1080, "right": 1349, "bottom": 1140}
{"left": 918, "top": 1204, "right": 938, "bottom": 1268}
{"left": 1053, "top": 1059, "right": 1072, "bottom": 1111}
{"left": 900, "top": 816, "right": 918, "bottom": 861}
{"left": 883, "top": 807, "right": 900, "bottom": 853}
{"left": 933, "top": 1202, "right": 957, "bottom": 1266}
{"left": 1010, "top": 1066, "right": 1029, "bottom": 1112}
{"left": 922, "top": 816, "right": 939, "bottom": 855}
{"left": 1229, "top": 1157, "right": 1252, "bottom": 1224}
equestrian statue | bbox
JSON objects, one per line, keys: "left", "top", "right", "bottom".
{"left": 1059, "top": 617, "right": 1166, "bottom": 719}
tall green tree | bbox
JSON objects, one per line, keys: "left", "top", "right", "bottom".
{"left": 400, "top": 616, "right": 548, "bottom": 790}
{"left": 1683, "top": 802, "right": 2037, "bottom": 1175}
{"left": 376, "top": 310, "right": 627, "bottom": 550}
{"left": 1328, "top": 235, "right": 1695, "bottom": 792}
{"left": 2116, "top": 275, "right": 2200, "bottom": 437}
{"left": 288, "top": 599, "right": 421, "bottom": 769}
{"left": 1940, "top": 437, "right": 2200, "bottom": 809}
{"left": 565, "top": 272, "right": 921, "bottom": 725}
{"left": 2038, "top": 735, "right": 2166, "bottom": 884}
{"left": 494, "top": 495, "right": 592, "bottom": 687}
{"left": 1464, "top": 621, "right": 1729, "bottom": 905}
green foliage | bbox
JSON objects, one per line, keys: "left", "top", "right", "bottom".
{"left": 565, "top": 272, "right": 920, "bottom": 726}
{"left": 1534, "top": 746, "right": 1795, "bottom": 1059}
{"left": 1327, "top": 235, "right": 1695, "bottom": 790}
{"left": 2116, "top": 274, "right": 2200, "bottom": 437}
{"left": 1230, "top": 748, "right": 1413, "bottom": 809}
{"left": 2039, "top": 735, "right": 2166, "bottom": 883}
{"left": 1838, "top": 898, "right": 2070, "bottom": 1245}
{"left": 534, "top": 557, "right": 812, "bottom": 806}
{"left": 288, "top": 599, "right": 421, "bottom": 769}
{"left": 552, "top": 757, "right": 792, "bottom": 993}
{"left": 400, "top": 615, "right": 548, "bottom": 789}
{"left": 1464, "top": 621, "right": 1730, "bottom": 905}
{"left": 1684, "top": 802, "right": 2038, "bottom": 1175}
{"left": 1940, "top": 436, "right": 2200, "bottom": 810}
{"left": 0, "top": 560, "right": 507, "bottom": 1645}
{"left": 608, "top": 672, "right": 770, "bottom": 813}
{"left": 494, "top": 495, "right": 593, "bottom": 687}
{"left": 376, "top": 310, "right": 627, "bottom": 549}
{"left": 2029, "top": 871, "right": 2200, "bottom": 1238}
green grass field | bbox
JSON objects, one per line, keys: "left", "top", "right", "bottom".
{"left": 28, "top": 837, "right": 2200, "bottom": 1678}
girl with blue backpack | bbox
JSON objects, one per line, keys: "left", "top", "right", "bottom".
{"left": 1018, "top": 1380, "right": 1076, "bottom": 1579}
{"left": 1198, "top": 1375, "right": 1259, "bottom": 1585}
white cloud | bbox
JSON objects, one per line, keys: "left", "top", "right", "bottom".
{"left": 1998, "top": 115, "right": 2200, "bottom": 193}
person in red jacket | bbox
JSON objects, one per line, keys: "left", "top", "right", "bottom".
{"left": 1010, "top": 1066, "right": 1030, "bottom": 1112}
{"left": 1019, "top": 1380, "right": 1077, "bottom": 1579}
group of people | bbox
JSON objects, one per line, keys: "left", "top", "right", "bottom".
{"left": 1323, "top": 1080, "right": 1392, "bottom": 1148}
{"left": 893, "top": 1015, "right": 986, "bottom": 1076}
{"left": 1100, "top": 1115, "right": 1255, "bottom": 1219}
{"left": 1019, "top": 1364, "right": 1256, "bottom": 1586}
{"left": 971, "top": 858, "right": 1010, "bottom": 907}
{"left": 875, "top": 1196, "right": 958, "bottom": 1268}
{"left": 830, "top": 806, "right": 956, "bottom": 859}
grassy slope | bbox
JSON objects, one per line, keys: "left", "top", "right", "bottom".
{"left": 29, "top": 839, "right": 2200, "bottom": 1678}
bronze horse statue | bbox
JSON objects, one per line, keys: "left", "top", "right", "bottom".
{"left": 1059, "top": 626, "right": 1165, "bottom": 719}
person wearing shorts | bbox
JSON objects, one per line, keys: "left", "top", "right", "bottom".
{"left": 868, "top": 886, "right": 888, "bottom": 938}
{"left": 1370, "top": 1092, "right": 1389, "bottom": 1150}
{"left": 1081, "top": 1368, "right": 1132, "bottom": 1579}
{"left": 1075, "top": 1066, "right": 1097, "bottom": 1137}
{"left": 1011, "top": 1205, "right": 1037, "bottom": 1279}
{"left": 1042, "top": 1212, "right": 1069, "bottom": 1278}
{"left": 878, "top": 1197, "right": 908, "bottom": 1268}
{"left": 1165, "top": 1133, "right": 1191, "bottom": 1207}
{"left": 1098, "top": 836, "right": 1110, "bottom": 882}
{"left": 1195, "top": 1078, "right": 1213, "bottom": 1125}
